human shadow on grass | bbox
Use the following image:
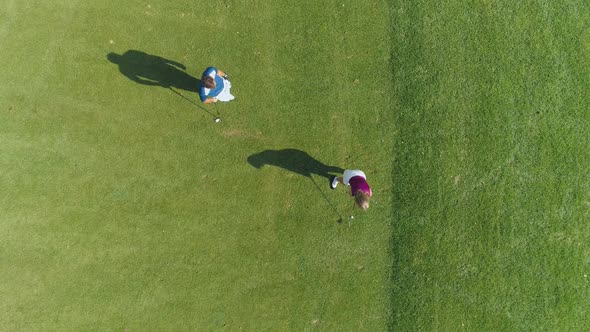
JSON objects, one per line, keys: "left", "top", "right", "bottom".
{"left": 248, "top": 149, "right": 344, "bottom": 182}
{"left": 107, "top": 50, "right": 199, "bottom": 92}
{"left": 107, "top": 50, "right": 220, "bottom": 118}
{"left": 248, "top": 149, "right": 345, "bottom": 222}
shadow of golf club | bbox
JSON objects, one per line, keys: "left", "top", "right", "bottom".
{"left": 247, "top": 149, "right": 345, "bottom": 223}
{"left": 309, "top": 176, "right": 345, "bottom": 223}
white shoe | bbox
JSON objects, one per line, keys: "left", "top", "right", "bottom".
{"left": 331, "top": 176, "right": 339, "bottom": 189}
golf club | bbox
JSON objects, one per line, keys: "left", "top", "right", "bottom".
{"left": 212, "top": 102, "right": 222, "bottom": 123}
{"left": 310, "top": 177, "right": 345, "bottom": 223}
{"left": 168, "top": 87, "right": 220, "bottom": 122}
{"left": 347, "top": 201, "right": 356, "bottom": 227}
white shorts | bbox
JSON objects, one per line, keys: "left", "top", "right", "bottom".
{"left": 343, "top": 170, "right": 366, "bottom": 186}
{"left": 216, "top": 78, "right": 235, "bottom": 102}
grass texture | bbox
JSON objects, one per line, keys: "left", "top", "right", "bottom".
{"left": 1, "top": 0, "right": 589, "bottom": 330}
{"left": 389, "top": 0, "right": 590, "bottom": 330}
{"left": 1, "top": 0, "right": 392, "bottom": 330}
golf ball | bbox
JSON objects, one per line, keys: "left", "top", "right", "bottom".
{"left": 350, "top": 215, "right": 354, "bottom": 219}
{"left": 214, "top": 118, "right": 221, "bottom": 123}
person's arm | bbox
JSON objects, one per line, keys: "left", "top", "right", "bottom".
{"left": 199, "top": 81, "right": 216, "bottom": 103}
{"left": 216, "top": 69, "right": 229, "bottom": 79}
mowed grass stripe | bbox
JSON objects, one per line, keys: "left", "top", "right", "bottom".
{"left": 2, "top": 0, "right": 395, "bottom": 330}
{"left": 390, "top": 0, "right": 590, "bottom": 330}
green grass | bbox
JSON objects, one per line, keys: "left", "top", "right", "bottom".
{"left": 1, "top": 0, "right": 392, "bottom": 330}
{"left": 1, "top": 0, "right": 589, "bottom": 330}
{"left": 390, "top": 0, "right": 590, "bottom": 330}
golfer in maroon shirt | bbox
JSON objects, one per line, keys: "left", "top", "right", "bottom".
{"left": 331, "top": 170, "right": 372, "bottom": 210}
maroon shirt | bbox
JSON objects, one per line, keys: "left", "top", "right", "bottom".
{"left": 349, "top": 176, "right": 372, "bottom": 197}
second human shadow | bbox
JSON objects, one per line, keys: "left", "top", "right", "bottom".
{"left": 248, "top": 149, "right": 346, "bottom": 222}
{"left": 248, "top": 149, "right": 344, "bottom": 183}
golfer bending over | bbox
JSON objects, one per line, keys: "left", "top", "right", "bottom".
{"left": 199, "top": 66, "right": 235, "bottom": 104}
{"left": 331, "top": 170, "right": 372, "bottom": 210}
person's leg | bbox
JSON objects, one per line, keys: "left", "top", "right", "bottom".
{"left": 331, "top": 176, "right": 345, "bottom": 189}
{"left": 216, "top": 79, "right": 235, "bottom": 102}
